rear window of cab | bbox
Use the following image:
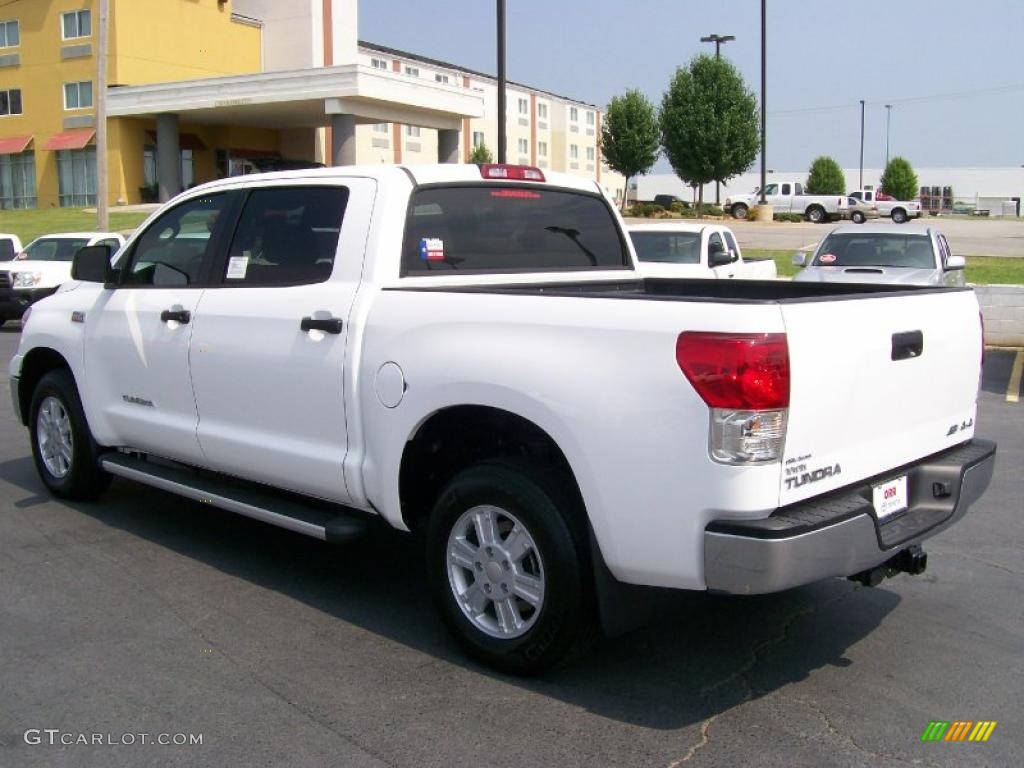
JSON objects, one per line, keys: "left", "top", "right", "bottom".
{"left": 401, "top": 185, "right": 629, "bottom": 275}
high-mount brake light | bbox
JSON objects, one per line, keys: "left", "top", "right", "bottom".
{"left": 479, "top": 164, "right": 546, "bottom": 182}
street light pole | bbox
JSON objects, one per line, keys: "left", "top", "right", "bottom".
{"left": 885, "top": 104, "right": 892, "bottom": 167}
{"left": 700, "top": 33, "right": 735, "bottom": 205}
{"left": 859, "top": 99, "right": 865, "bottom": 190}
{"left": 497, "top": 0, "right": 506, "bottom": 164}
{"left": 759, "top": 0, "right": 766, "bottom": 205}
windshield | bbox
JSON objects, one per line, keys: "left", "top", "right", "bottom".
{"left": 814, "top": 233, "right": 935, "bottom": 269}
{"left": 402, "top": 185, "right": 628, "bottom": 274}
{"left": 629, "top": 231, "right": 701, "bottom": 264}
{"left": 21, "top": 237, "right": 91, "bottom": 262}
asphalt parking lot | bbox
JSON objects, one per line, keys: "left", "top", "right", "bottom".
{"left": 0, "top": 327, "right": 1021, "bottom": 768}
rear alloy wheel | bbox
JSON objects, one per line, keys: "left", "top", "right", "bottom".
{"left": 29, "top": 370, "right": 111, "bottom": 500}
{"left": 851, "top": 210, "right": 866, "bottom": 224}
{"left": 891, "top": 208, "right": 908, "bottom": 224}
{"left": 806, "top": 206, "right": 826, "bottom": 223}
{"left": 427, "top": 460, "right": 593, "bottom": 674}
{"left": 731, "top": 203, "right": 749, "bottom": 220}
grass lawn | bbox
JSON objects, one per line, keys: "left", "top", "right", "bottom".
{"left": 745, "top": 249, "right": 1024, "bottom": 285}
{"left": 0, "top": 208, "right": 152, "bottom": 244}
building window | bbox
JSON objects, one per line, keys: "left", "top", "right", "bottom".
{"left": 517, "top": 138, "right": 528, "bottom": 154}
{"left": 63, "top": 81, "right": 93, "bottom": 110}
{"left": 0, "top": 88, "right": 22, "bottom": 116}
{"left": 373, "top": 123, "right": 389, "bottom": 134}
{"left": 518, "top": 98, "right": 528, "bottom": 115}
{"left": 570, "top": 144, "right": 579, "bottom": 160}
{"left": 570, "top": 106, "right": 578, "bottom": 122}
{"left": 57, "top": 146, "right": 96, "bottom": 207}
{"left": 472, "top": 131, "right": 485, "bottom": 148}
{"left": 62, "top": 9, "right": 92, "bottom": 40}
{"left": 538, "top": 141, "right": 547, "bottom": 157}
{"left": 586, "top": 111, "right": 595, "bottom": 126}
{"left": 404, "top": 66, "right": 419, "bottom": 77}
{"left": 406, "top": 125, "right": 421, "bottom": 138}
{"left": 0, "top": 150, "right": 35, "bottom": 209}
{"left": 434, "top": 73, "right": 450, "bottom": 84}
{"left": 370, "top": 57, "right": 388, "bottom": 70}
{"left": 537, "top": 102, "right": 548, "bottom": 119}
{"left": 586, "top": 146, "right": 595, "bottom": 161}
{"left": 0, "top": 20, "right": 19, "bottom": 48}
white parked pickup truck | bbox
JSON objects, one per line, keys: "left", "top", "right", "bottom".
{"left": 849, "top": 189, "right": 923, "bottom": 224}
{"left": 726, "top": 180, "right": 849, "bottom": 223}
{"left": 9, "top": 164, "right": 995, "bottom": 673}
{"left": 628, "top": 223, "right": 777, "bottom": 279}
{"left": 0, "top": 232, "right": 126, "bottom": 326}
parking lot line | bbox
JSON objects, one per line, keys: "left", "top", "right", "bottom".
{"left": 1008, "top": 349, "right": 1023, "bottom": 403}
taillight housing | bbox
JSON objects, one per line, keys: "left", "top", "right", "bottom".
{"left": 479, "top": 164, "right": 545, "bottom": 182}
{"left": 676, "top": 332, "right": 790, "bottom": 464}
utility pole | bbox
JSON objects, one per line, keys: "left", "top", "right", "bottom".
{"left": 885, "top": 104, "right": 892, "bottom": 167}
{"left": 700, "top": 34, "right": 735, "bottom": 205}
{"left": 497, "top": 0, "right": 506, "bottom": 164}
{"left": 858, "top": 99, "right": 865, "bottom": 190}
{"left": 759, "top": 0, "right": 766, "bottom": 205}
{"left": 96, "top": 0, "right": 109, "bottom": 229}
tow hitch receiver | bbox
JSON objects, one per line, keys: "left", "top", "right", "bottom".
{"left": 850, "top": 545, "right": 928, "bottom": 587}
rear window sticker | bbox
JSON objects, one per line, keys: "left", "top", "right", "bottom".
{"left": 419, "top": 238, "right": 445, "bottom": 261}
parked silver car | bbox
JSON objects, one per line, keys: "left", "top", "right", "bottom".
{"left": 791, "top": 224, "right": 966, "bottom": 286}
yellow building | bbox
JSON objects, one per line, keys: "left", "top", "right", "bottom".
{"left": 0, "top": 1, "right": 621, "bottom": 210}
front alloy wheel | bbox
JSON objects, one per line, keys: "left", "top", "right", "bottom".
{"left": 36, "top": 396, "right": 74, "bottom": 479}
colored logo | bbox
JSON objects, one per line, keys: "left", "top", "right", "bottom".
{"left": 920, "top": 721, "right": 997, "bottom": 742}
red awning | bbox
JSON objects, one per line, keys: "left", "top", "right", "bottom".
{"left": 145, "top": 130, "right": 207, "bottom": 151}
{"left": 42, "top": 129, "right": 95, "bottom": 151}
{"left": 0, "top": 135, "right": 32, "bottom": 155}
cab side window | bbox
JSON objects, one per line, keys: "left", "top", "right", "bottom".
{"left": 121, "top": 194, "right": 230, "bottom": 287}
{"left": 222, "top": 186, "right": 348, "bottom": 287}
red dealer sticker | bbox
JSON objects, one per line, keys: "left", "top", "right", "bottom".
{"left": 819, "top": 253, "right": 837, "bottom": 264}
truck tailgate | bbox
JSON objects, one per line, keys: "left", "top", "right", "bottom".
{"left": 779, "top": 288, "right": 982, "bottom": 506}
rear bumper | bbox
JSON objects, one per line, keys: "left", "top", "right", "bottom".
{"left": 703, "top": 439, "right": 996, "bottom": 594}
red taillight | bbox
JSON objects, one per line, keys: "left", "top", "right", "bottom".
{"left": 676, "top": 332, "right": 790, "bottom": 410}
{"left": 479, "top": 163, "right": 545, "bottom": 182}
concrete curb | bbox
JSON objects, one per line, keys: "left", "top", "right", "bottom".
{"left": 974, "top": 284, "right": 1024, "bottom": 346}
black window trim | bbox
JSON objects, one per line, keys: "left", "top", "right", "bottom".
{"left": 399, "top": 181, "right": 632, "bottom": 278}
{"left": 206, "top": 183, "right": 350, "bottom": 289}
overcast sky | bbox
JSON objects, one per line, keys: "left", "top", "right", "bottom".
{"left": 360, "top": 0, "right": 1024, "bottom": 174}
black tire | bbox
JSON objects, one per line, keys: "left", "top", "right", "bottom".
{"left": 0, "top": 319, "right": 5, "bottom": 328}
{"left": 806, "top": 206, "right": 826, "bottom": 223}
{"left": 29, "top": 369, "right": 111, "bottom": 500}
{"left": 891, "top": 208, "right": 908, "bottom": 224}
{"left": 426, "top": 459, "right": 594, "bottom": 674}
{"left": 730, "top": 203, "right": 749, "bottom": 220}
{"left": 851, "top": 210, "right": 866, "bottom": 224}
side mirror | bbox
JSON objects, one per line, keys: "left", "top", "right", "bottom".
{"left": 945, "top": 255, "right": 966, "bottom": 271}
{"left": 709, "top": 249, "right": 732, "bottom": 267}
{"left": 71, "top": 245, "right": 113, "bottom": 283}
{"left": 792, "top": 252, "right": 807, "bottom": 267}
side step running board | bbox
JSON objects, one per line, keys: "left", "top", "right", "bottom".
{"left": 100, "top": 453, "right": 367, "bottom": 542}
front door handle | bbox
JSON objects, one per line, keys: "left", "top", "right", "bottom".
{"left": 301, "top": 316, "right": 343, "bottom": 334}
{"left": 160, "top": 308, "right": 191, "bottom": 324}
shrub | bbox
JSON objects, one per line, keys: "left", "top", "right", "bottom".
{"left": 774, "top": 212, "right": 804, "bottom": 222}
{"left": 669, "top": 201, "right": 691, "bottom": 214}
{"left": 880, "top": 157, "right": 919, "bottom": 201}
{"left": 469, "top": 143, "right": 494, "bottom": 164}
{"left": 625, "top": 203, "right": 665, "bottom": 217}
{"left": 805, "top": 156, "right": 845, "bottom": 195}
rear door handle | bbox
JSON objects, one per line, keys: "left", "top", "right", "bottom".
{"left": 892, "top": 330, "right": 923, "bottom": 360}
{"left": 160, "top": 308, "right": 191, "bottom": 324}
{"left": 301, "top": 316, "right": 343, "bottom": 334}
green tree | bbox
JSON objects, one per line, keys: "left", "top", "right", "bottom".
{"left": 805, "top": 156, "right": 846, "bottom": 195}
{"left": 660, "top": 54, "right": 759, "bottom": 214}
{"left": 880, "top": 156, "right": 919, "bottom": 201}
{"left": 469, "top": 142, "right": 494, "bottom": 164}
{"left": 600, "top": 89, "right": 661, "bottom": 211}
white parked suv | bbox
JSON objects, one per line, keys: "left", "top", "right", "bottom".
{"left": 0, "top": 232, "right": 125, "bottom": 326}
{"left": 9, "top": 164, "right": 995, "bottom": 672}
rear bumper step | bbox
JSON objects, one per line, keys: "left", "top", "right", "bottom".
{"left": 703, "top": 439, "right": 996, "bottom": 594}
{"left": 100, "top": 453, "right": 367, "bottom": 542}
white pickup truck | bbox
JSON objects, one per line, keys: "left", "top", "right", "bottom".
{"left": 726, "top": 180, "right": 849, "bottom": 223}
{"left": 628, "top": 223, "right": 777, "bottom": 279}
{"left": 849, "top": 189, "right": 923, "bottom": 224}
{"left": 9, "top": 164, "right": 995, "bottom": 672}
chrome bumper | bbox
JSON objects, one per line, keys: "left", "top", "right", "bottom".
{"left": 704, "top": 440, "right": 996, "bottom": 594}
